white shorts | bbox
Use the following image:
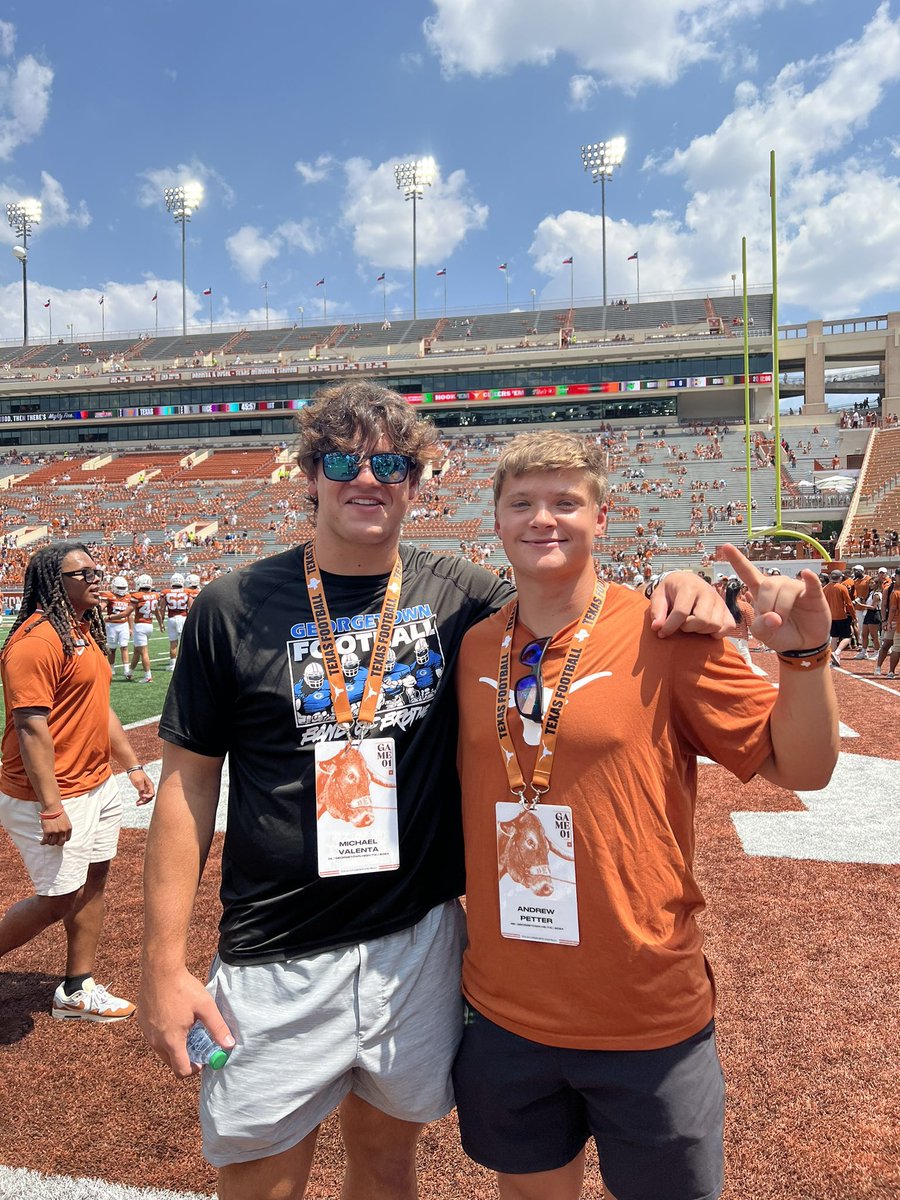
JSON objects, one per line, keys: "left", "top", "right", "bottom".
{"left": 0, "top": 775, "right": 122, "bottom": 896}
{"left": 199, "top": 899, "right": 467, "bottom": 1167}
{"left": 166, "top": 615, "right": 186, "bottom": 642}
{"left": 106, "top": 623, "right": 131, "bottom": 649}
{"left": 133, "top": 622, "right": 154, "bottom": 648}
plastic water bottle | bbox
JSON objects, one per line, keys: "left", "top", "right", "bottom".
{"left": 186, "top": 1020, "right": 231, "bottom": 1070}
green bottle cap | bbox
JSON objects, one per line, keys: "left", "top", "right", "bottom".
{"left": 207, "top": 1047, "right": 231, "bottom": 1070}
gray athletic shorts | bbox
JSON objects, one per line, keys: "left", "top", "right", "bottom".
{"left": 199, "top": 899, "right": 467, "bottom": 1167}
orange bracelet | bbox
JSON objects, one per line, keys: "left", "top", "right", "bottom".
{"left": 38, "top": 809, "right": 64, "bottom": 820}
{"left": 776, "top": 648, "right": 830, "bottom": 671}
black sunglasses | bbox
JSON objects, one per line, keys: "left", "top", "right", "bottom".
{"left": 514, "top": 637, "right": 550, "bottom": 722}
{"left": 320, "top": 451, "right": 413, "bottom": 485}
{"left": 61, "top": 567, "right": 104, "bottom": 583}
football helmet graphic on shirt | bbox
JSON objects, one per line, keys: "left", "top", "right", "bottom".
{"left": 294, "top": 661, "right": 333, "bottom": 716}
{"left": 410, "top": 639, "right": 444, "bottom": 692}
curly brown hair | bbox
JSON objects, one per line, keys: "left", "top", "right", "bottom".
{"left": 294, "top": 380, "right": 439, "bottom": 484}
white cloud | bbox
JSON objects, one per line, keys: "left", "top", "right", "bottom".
{"left": 36, "top": 171, "right": 91, "bottom": 230}
{"left": 0, "top": 21, "right": 15, "bottom": 59}
{"left": 423, "top": 0, "right": 797, "bottom": 89}
{"left": 0, "top": 172, "right": 90, "bottom": 245}
{"left": 295, "top": 154, "right": 335, "bottom": 185}
{"left": 341, "top": 155, "right": 488, "bottom": 269}
{"left": 136, "top": 160, "right": 236, "bottom": 209}
{"left": 225, "top": 225, "right": 281, "bottom": 281}
{"left": 0, "top": 22, "right": 53, "bottom": 160}
{"left": 224, "top": 219, "right": 322, "bottom": 282}
{"left": 0, "top": 278, "right": 287, "bottom": 345}
{"left": 661, "top": 2, "right": 900, "bottom": 188}
{"left": 568, "top": 74, "right": 599, "bottom": 110}
{"left": 277, "top": 218, "right": 321, "bottom": 255}
{"left": 531, "top": 4, "right": 900, "bottom": 314}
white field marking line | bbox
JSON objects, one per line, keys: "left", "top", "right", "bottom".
{"left": 123, "top": 715, "right": 163, "bottom": 730}
{"left": 830, "top": 663, "right": 900, "bottom": 695}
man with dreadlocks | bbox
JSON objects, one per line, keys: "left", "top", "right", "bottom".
{"left": 0, "top": 542, "right": 154, "bottom": 1021}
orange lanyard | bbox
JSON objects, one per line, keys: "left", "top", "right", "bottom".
{"left": 303, "top": 541, "right": 402, "bottom": 735}
{"left": 495, "top": 584, "right": 606, "bottom": 807}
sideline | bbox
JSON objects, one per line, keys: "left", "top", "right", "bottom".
{"left": 0, "top": 1166, "right": 208, "bottom": 1200}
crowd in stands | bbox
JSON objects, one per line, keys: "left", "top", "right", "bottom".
{"left": 2, "top": 419, "right": 899, "bottom": 607}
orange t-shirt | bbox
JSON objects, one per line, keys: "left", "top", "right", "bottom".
{"left": 456, "top": 585, "right": 777, "bottom": 1052}
{"left": 823, "top": 580, "right": 854, "bottom": 621}
{"left": 0, "top": 616, "right": 112, "bottom": 801}
{"left": 848, "top": 576, "right": 871, "bottom": 605}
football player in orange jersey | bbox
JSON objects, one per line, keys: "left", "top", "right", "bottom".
{"left": 129, "top": 574, "right": 164, "bottom": 683}
{"left": 159, "top": 572, "right": 190, "bottom": 672}
{"left": 101, "top": 576, "right": 135, "bottom": 680}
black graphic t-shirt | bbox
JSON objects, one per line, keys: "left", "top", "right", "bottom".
{"left": 159, "top": 543, "right": 511, "bottom": 964}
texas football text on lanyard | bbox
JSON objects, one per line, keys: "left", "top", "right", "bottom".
{"left": 494, "top": 583, "right": 606, "bottom": 946}
{"left": 304, "top": 541, "right": 403, "bottom": 877}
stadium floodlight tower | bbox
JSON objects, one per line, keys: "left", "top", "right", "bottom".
{"left": 7, "top": 198, "right": 42, "bottom": 346}
{"left": 580, "top": 138, "right": 626, "bottom": 308}
{"left": 394, "top": 156, "right": 435, "bottom": 320}
{"left": 164, "top": 182, "right": 204, "bottom": 336}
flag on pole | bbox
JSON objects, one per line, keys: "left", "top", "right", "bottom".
{"left": 151, "top": 291, "right": 158, "bottom": 303}
{"left": 627, "top": 251, "right": 638, "bottom": 261}
{"left": 376, "top": 273, "right": 385, "bottom": 282}
{"left": 203, "top": 287, "right": 212, "bottom": 296}
{"left": 43, "top": 299, "right": 51, "bottom": 308}
{"left": 562, "top": 256, "right": 573, "bottom": 265}
{"left": 98, "top": 295, "right": 104, "bottom": 305}
{"left": 316, "top": 277, "right": 325, "bottom": 286}
{"left": 498, "top": 263, "right": 507, "bottom": 270}
{"left": 436, "top": 268, "right": 447, "bottom": 277}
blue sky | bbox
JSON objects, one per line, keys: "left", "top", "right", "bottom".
{"left": 1, "top": 0, "right": 899, "bottom": 343}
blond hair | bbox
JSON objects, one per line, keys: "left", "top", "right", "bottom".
{"left": 493, "top": 432, "right": 608, "bottom": 506}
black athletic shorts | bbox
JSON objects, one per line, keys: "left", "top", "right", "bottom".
{"left": 453, "top": 1005, "right": 724, "bottom": 1200}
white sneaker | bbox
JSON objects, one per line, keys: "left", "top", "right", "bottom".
{"left": 139, "top": 674, "right": 153, "bottom": 683}
{"left": 854, "top": 651, "right": 866, "bottom": 659}
{"left": 168, "top": 662, "right": 176, "bottom": 672}
{"left": 52, "top": 980, "right": 135, "bottom": 1023}
{"left": 888, "top": 672, "right": 897, "bottom": 680}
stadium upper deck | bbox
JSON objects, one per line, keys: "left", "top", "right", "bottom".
{"left": 1, "top": 290, "right": 779, "bottom": 449}
{"left": 1, "top": 291, "right": 897, "bottom": 454}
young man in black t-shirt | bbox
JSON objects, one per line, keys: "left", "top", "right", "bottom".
{"left": 139, "top": 382, "right": 734, "bottom": 1200}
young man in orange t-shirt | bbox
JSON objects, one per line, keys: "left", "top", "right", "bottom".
{"left": 453, "top": 432, "right": 839, "bottom": 1200}
{"left": 0, "top": 543, "right": 154, "bottom": 1021}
